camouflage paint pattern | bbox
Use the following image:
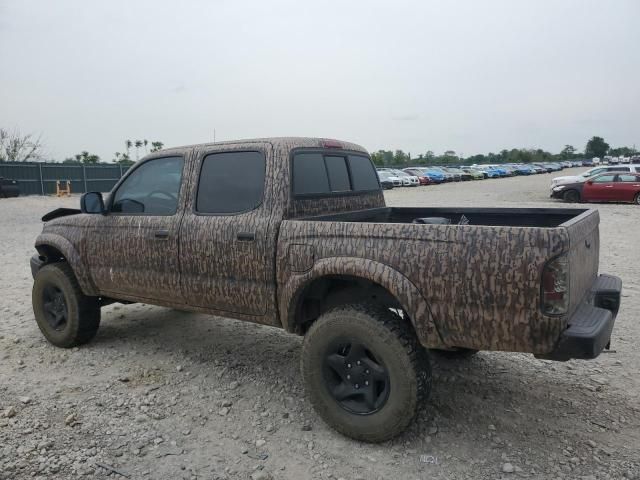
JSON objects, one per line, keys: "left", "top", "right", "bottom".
{"left": 34, "top": 137, "right": 601, "bottom": 355}
{"left": 276, "top": 215, "right": 596, "bottom": 354}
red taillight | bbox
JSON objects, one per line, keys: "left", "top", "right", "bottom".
{"left": 541, "top": 256, "right": 569, "bottom": 315}
{"left": 322, "top": 139, "right": 343, "bottom": 149}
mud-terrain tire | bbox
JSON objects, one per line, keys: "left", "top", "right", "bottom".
{"left": 301, "top": 303, "right": 431, "bottom": 442}
{"left": 563, "top": 189, "right": 580, "bottom": 203}
{"left": 32, "top": 263, "right": 100, "bottom": 348}
{"left": 431, "top": 347, "right": 479, "bottom": 359}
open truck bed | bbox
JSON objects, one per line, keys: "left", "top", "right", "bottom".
{"left": 279, "top": 206, "right": 617, "bottom": 358}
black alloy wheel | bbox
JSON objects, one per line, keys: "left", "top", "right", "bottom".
{"left": 323, "top": 339, "right": 390, "bottom": 415}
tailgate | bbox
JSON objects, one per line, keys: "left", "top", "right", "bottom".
{"left": 563, "top": 209, "right": 600, "bottom": 314}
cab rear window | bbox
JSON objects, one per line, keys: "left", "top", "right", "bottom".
{"left": 292, "top": 152, "right": 380, "bottom": 196}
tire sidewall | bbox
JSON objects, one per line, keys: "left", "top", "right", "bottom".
{"left": 564, "top": 190, "right": 579, "bottom": 202}
{"left": 302, "top": 307, "right": 427, "bottom": 441}
{"left": 32, "top": 264, "right": 82, "bottom": 348}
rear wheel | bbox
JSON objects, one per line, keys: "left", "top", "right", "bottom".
{"left": 563, "top": 189, "right": 580, "bottom": 203}
{"left": 635, "top": 193, "right": 640, "bottom": 205}
{"left": 301, "top": 304, "right": 431, "bottom": 442}
{"left": 32, "top": 263, "right": 100, "bottom": 348}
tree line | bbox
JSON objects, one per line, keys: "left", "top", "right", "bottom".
{"left": 370, "top": 136, "right": 637, "bottom": 167}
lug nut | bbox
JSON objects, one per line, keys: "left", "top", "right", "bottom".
{"left": 355, "top": 384, "right": 359, "bottom": 389}
{"left": 347, "top": 363, "right": 351, "bottom": 368}
{"left": 365, "top": 369, "right": 370, "bottom": 374}
{"left": 356, "top": 360, "right": 361, "bottom": 365}
{"left": 346, "top": 375, "right": 351, "bottom": 380}
{"left": 365, "top": 381, "right": 369, "bottom": 386}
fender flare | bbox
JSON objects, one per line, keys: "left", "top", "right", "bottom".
{"left": 35, "top": 233, "right": 98, "bottom": 296}
{"left": 279, "top": 257, "right": 446, "bottom": 349}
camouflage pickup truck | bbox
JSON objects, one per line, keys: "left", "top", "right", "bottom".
{"left": 31, "top": 137, "right": 621, "bottom": 442}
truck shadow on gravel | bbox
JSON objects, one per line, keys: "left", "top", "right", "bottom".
{"left": 92, "top": 305, "right": 637, "bottom": 460}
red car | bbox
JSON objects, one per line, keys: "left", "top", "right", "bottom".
{"left": 551, "top": 172, "right": 640, "bottom": 204}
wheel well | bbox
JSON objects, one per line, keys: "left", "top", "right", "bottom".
{"left": 291, "top": 275, "right": 403, "bottom": 335}
{"left": 35, "top": 245, "right": 66, "bottom": 263}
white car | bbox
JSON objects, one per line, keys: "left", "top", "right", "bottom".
{"left": 551, "top": 165, "right": 640, "bottom": 187}
{"left": 390, "top": 169, "right": 420, "bottom": 187}
{"left": 377, "top": 170, "right": 402, "bottom": 187}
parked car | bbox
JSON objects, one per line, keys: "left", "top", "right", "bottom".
{"left": 546, "top": 163, "right": 564, "bottom": 172}
{"left": 30, "top": 136, "right": 621, "bottom": 442}
{"left": 506, "top": 164, "right": 533, "bottom": 175}
{"left": 552, "top": 165, "right": 640, "bottom": 187}
{"left": 418, "top": 168, "right": 447, "bottom": 183}
{"left": 376, "top": 171, "right": 395, "bottom": 190}
{"left": 390, "top": 169, "right": 420, "bottom": 187}
{"left": 472, "top": 166, "right": 500, "bottom": 178}
{"left": 0, "top": 177, "right": 20, "bottom": 198}
{"left": 486, "top": 165, "right": 510, "bottom": 177}
{"left": 402, "top": 168, "right": 432, "bottom": 185}
{"left": 534, "top": 163, "right": 554, "bottom": 173}
{"left": 582, "top": 159, "right": 595, "bottom": 167}
{"left": 460, "top": 167, "right": 485, "bottom": 180}
{"left": 377, "top": 170, "right": 402, "bottom": 187}
{"left": 428, "top": 166, "right": 457, "bottom": 182}
{"left": 551, "top": 172, "right": 640, "bottom": 204}
{"left": 442, "top": 167, "right": 472, "bottom": 181}
{"left": 529, "top": 164, "right": 547, "bottom": 174}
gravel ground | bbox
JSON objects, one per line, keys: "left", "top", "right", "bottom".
{"left": 1, "top": 168, "right": 639, "bottom": 480}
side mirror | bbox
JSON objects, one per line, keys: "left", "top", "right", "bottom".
{"left": 586, "top": 180, "right": 593, "bottom": 185}
{"left": 81, "top": 192, "right": 105, "bottom": 214}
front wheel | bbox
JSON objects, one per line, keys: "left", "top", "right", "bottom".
{"left": 563, "top": 189, "right": 580, "bottom": 203}
{"left": 301, "top": 304, "right": 431, "bottom": 442}
{"left": 32, "top": 263, "right": 101, "bottom": 348}
{"left": 635, "top": 193, "right": 640, "bottom": 205}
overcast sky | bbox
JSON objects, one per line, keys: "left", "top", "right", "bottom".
{"left": 1, "top": 0, "right": 638, "bottom": 161}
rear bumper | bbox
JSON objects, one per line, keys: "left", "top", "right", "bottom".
{"left": 538, "top": 274, "right": 622, "bottom": 361}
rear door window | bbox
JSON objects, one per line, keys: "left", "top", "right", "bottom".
{"left": 196, "top": 151, "right": 265, "bottom": 214}
{"left": 619, "top": 174, "right": 640, "bottom": 182}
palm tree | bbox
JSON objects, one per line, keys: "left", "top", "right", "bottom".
{"left": 143, "top": 139, "right": 148, "bottom": 154}
{"left": 125, "top": 140, "right": 132, "bottom": 158}
{"left": 134, "top": 140, "right": 143, "bottom": 160}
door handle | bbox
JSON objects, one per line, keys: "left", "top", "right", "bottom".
{"left": 236, "top": 232, "right": 255, "bottom": 242}
{"left": 154, "top": 229, "right": 169, "bottom": 239}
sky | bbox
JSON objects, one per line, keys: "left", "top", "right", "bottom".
{"left": 1, "top": 0, "right": 639, "bottom": 161}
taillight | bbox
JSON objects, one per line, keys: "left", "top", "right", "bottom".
{"left": 322, "top": 139, "right": 343, "bottom": 149}
{"left": 541, "top": 256, "right": 569, "bottom": 315}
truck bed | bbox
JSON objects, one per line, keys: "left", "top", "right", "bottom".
{"left": 301, "top": 206, "right": 591, "bottom": 228}
{"left": 279, "top": 206, "right": 600, "bottom": 355}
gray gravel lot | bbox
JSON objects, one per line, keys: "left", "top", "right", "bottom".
{"left": 1, "top": 168, "right": 639, "bottom": 480}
